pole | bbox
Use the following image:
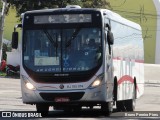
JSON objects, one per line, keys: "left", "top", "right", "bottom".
{"left": 153, "top": 0, "right": 160, "bottom": 64}
{"left": 0, "top": 0, "right": 7, "bottom": 63}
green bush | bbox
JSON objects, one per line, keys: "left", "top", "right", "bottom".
{"left": 2, "top": 43, "right": 11, "bottom": 61}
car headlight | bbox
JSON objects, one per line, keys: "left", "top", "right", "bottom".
{"left": 21, "top": 75, "right": 36, "bottom": 90}
{"left": 90, "top": 73, "right": 104, "bottom": 88}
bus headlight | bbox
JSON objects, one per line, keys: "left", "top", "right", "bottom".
{"left": 22, "top": 75, "right": 36, "bottom": 90}
{"left": 91, "top": 79, "right": 101, "bottom": 87}
{"left": 25, "top": 82, "right": 36, "bottom": 90}
{"left": 90, "top": 73, "right": 104, "bottom": 88}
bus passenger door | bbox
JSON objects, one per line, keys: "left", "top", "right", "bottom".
{"left": 104, "top": 20, "right": 114, "bottom": 101}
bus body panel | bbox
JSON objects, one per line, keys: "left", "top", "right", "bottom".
{"left": 107, "top": 13, "right": 144, "bottom": 100}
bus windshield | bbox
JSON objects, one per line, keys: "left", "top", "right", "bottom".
{"left": 23, "top": 28, "right": 102, "bottom": 73}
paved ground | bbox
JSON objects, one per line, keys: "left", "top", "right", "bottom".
{"left": 144, "top": 64, "right": 160, "bottom": 83}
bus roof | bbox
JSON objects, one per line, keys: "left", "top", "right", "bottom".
{"left": 22, "top": 7, "right": 141, "bottom": 30}
{"left": 102, "top": 9, "right": 141, "bottom": 30}
{"left": 23, "top": 7, "right": 100, "bottom": 14}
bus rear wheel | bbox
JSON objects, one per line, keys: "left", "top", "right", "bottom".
{"left": 116, "top": 101, "right": 125, "bottom": 111}
{"left": 36, "top": 104, "right": 49, "bottom": 117}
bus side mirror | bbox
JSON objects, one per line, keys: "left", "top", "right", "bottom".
{"left": 106, "top": 23, "right": 114, "bottom": 45}
{"left": 107, "top": 30, "right": 114, "bottom": 45}
{"left": 12, "top": 32, "right": 18, "bottom": 49}
{"left": 11, "top": 24, "right": 22, "bottom": 49}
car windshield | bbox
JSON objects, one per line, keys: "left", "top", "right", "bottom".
{"left": 23, "top": 28, "right": 102, "bottom": 73}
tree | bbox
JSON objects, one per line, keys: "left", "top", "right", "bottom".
{"left": 83, "top": 0, "right": 111, "bottom": 8}
{"left": 6, "top": 0, "right": 111, "bottom": 17}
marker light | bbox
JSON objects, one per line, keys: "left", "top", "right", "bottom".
{"left": 26, "top": 82, "right": 36, "bottom": 90}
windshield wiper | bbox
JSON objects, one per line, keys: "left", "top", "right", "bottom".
{"left": 43, "top": 30, "right": 58, "bottom": 48}
{"left": 43, "top": 30, "right": 58, "bottom": 57}
{"left": 65, "top": 28, "right": 81, "bottom": 48}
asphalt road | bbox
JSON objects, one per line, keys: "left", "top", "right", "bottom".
{"left": 0, "top": 64, "right": 160, "bottom": 119}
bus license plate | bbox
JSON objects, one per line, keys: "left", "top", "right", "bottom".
{"left": 55, "top": 97, "right": 70, "bottom": 102}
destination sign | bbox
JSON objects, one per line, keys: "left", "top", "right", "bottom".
{"left": 34, "top": 14, "right": 92, "bottom": 24}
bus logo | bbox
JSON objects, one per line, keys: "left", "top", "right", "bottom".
{"left": 59, "top": 84, "right": 64, "bottom": 89}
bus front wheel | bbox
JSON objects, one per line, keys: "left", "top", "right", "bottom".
{"left": 116, "top": 85, "right": 136, "bottom": 111}
{"left": 101, "top": 102, "right": 113, "bottom": 116}
{"left": 36, "top": 104, "right": 49, "bottom": 117}
{"left": 124, "top": 86, "right": 136, "bottom": 111}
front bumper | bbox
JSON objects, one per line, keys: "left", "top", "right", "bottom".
{"left": 22, "top": 84, "right": 107, "bottom": 105}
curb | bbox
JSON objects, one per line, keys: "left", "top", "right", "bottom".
{"left": 145, "top": 80, "right": 160, "bottom": 84}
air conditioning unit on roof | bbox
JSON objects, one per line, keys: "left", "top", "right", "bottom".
{"left": 66, "top": 5, "right": 81, "bottom": 9}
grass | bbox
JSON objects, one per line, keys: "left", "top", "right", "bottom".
{"left": 4, "top": 8, "right": 20, "bottom": 41}
{"left": 0, "top": 71, "right": 20, "bottom": 78}
{"left": 0, "top": 71, "right": 6, "bottom": 76}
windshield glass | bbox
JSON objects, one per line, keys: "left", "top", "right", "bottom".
{"left": 23, "top": 28, "right": 102, "bottom": 73}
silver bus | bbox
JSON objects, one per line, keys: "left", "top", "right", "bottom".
{"left": 12, "top": 5, "right": 144, "bottom": 116}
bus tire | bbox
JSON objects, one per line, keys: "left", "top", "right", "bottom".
{"left": 101, "top": 102, "right": 113, "bottom": 116}
{"left": 113, "top": 76, "right": 117, "bottom": 101}
{"left": 124, "top": 99, "right": 135, "bottom": 111}
{"left": 36, "top": 104, "right": 49, "bottom": 117}
{"left": 114, "top": 76, "right": 126, "bottom": 111}
{"left": 116, "top": 101, "right": 125, "bottom": 111}
{"left": 124, "top": 83, "right": 136, "bottom": 111}
{"left": 73, "top": 105, "right": 81, "bottom": 112}
{"left": 64, "top": 105, "right": 81, "bottom": 113}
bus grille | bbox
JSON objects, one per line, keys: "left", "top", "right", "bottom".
{"left": 39, "top": 92, "right": 85, "bottom": 101}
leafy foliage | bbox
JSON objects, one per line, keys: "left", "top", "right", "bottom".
{"left": 0, "top": 2, "right": 2, "bottom": 11}
{"left": 83, "top": 0, "right": 111, "bottom": 8}
{"left": 0, "top": 42, "right": 11, "bottom": 62}
{"left": 6, "top": 0, "right": 111, "bottom": 17}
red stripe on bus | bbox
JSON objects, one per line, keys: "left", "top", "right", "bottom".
{"left": 135, "top": 60, "right": 144, "bottom": 63}
{"left": 118, "top": 75, "right": 139, "bottom": 92}
{"left": 118, "top": 75, "right": 134, "bottom": 85}
{"left": 113, "top": 57, "right": 144, "bottom": 63}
